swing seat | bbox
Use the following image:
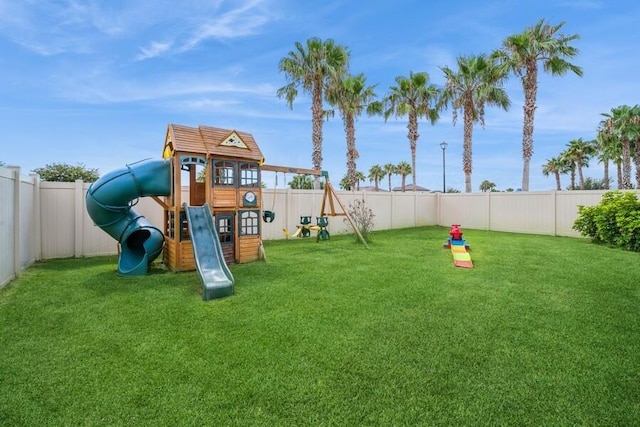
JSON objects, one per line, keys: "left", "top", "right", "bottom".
{"left": 263, "top": 210, "right": 275, "bottom": 223}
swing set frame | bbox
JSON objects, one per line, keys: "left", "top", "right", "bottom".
{"left": 261, "top": 164, "right": 369, "bottom": 248}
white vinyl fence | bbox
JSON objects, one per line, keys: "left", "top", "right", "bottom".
{"left": 2, "top": 165, "right": 635, "bottom": 288}
{"left": 1, "top": 167, "right": 40, "bottom": 288}
{"left": 259, "top": 188, "right": 621, "bottom": 240}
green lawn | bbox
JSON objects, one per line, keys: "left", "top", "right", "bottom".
{"left": 1, "top": 227, "right": 639, "bottom": 426}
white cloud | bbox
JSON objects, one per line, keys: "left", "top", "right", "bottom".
{"left": 50, "top": 64, "right": 278, "bottom": 105}
{"left": 179, "top": 0, "right": 273, "bottom": 52}
{"left": 0, "top": 0, "right": 275, "bottom": 57}
{"left": 0, "top": 1, "right": 126, "bottom": 55}
{"left": 135, "top": 41, "right": 173, "bottom": 61}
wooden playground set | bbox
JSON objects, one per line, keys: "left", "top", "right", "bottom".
{"left": 156, "top": 123, "right": 366, "bottom": 272}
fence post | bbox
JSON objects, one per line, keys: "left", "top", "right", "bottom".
{"left": 10, "top": 166, "right": 21, "bottom": 278}
{"left": 75, "top": 179, "right": 84, "bottom": 257}
{"left": 389, "top": 191, "right": 394, "bottom": 229}
{"left": 286, "top": 188, "right": 291, "bottom": 232}
{"left": 486, "top": 191, "right": 491, "bottom": 230}
{"left": 413, "top": 191, "right": 418, "bottom": 227}
{"left": 31, "top": 173, "right": 42, "bottom": 261}
{"left": 553, "top": 191, "right": 558, "bottom": 236}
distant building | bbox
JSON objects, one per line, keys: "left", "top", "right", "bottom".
{"left": 391, "top": 184, "right": 430, "bottom": 192}
{"left": 358, "top": 186, "right": 388, "bottom": 192}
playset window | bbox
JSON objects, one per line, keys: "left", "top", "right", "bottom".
{"left": 239, "top": 210, "right": 259, "bottom": 236}
{"left": 166, "top": 211, "right": 175, "bottom": 239}
{"left": 239, "top": 162, "right": 260, "bottom": 187}
{"left": 180, "top": 211, "right": 190, "bottom": 240}
{"left": 166, "top": 210, "right": 190, "bottom": 241}
{"left": 180, "top": 155, "right": 206, "bottom": 167}
{"left": 217, "top": 215, "right": 234, "bottom": 244}
{"left": 212, "top": 160, "right": 235, "bottom": 187}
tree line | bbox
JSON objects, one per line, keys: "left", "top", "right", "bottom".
{"left": 543, "top": 105, "right": 640, "bottom": 191}
{"left": 277, "top": 19, "right": 584, "bottom": 193}
{"left": 338, "top": 161, "right": 413, "bottom": 192}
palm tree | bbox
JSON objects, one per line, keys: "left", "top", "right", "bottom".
{"left": 496, "top": 19, "right": 583, "bottom": 191}
{"left": 479, "top": 180, "right": 496, "bottom": 192}
{"left": 564, "top": 138, "right": 595, "bottom": 190}
{"left": 277, "top": 37, "right": 350, "bottom": 173}
{"left": 288, "top": 174, "right": 313, "bottom": 189}
{"left": 383, "top": 163, "right": 397, "bottom": 191}
{"left": 339, "top": 175, "right": 351, "bottom": 190}
{"left": 560, "top": 149, "right": 577, "bottom": 190}
{"left": 440, "top": 54, "right": 510, "bottom": 193}
{"left": 600, "top": 105, "right": 635, "bottom": 189}
{"left": 339, "top": 171, "right": 366, "bottom": 191}
{"left": 396, "top": 161, "right": 412, "bottom": 192}
{"left": 381, "top": 71, "right": 440, "bottom": 189}
{"left": 368, "top": 164, "right": 385, "bottom": 191}
{"left": 354, "top": 171, "right": 366, "bottom": 191}
{"left": 560, "top": 146, "right": 589, "bottom": 190}
{"left": 595, "top": 126, "right": 618, "bottom": 190}
{"left": 542, "top": 156, "right": 568, "bottom": 191}
{"left": 325, "top": 73, "right": 378, "bottom": 190}
{"left": 598, "top": 114, "right": 625, "bottom": 189}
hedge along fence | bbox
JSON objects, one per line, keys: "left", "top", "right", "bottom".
{"left": 3, "top": 164, "right": 637, "bottom": 287}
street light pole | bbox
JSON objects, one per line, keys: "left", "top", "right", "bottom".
{"left": 439, "top": 141, "right": 448, "bottom": 193}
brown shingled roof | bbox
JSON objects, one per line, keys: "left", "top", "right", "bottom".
{"left": 165, "top": 123, "right": 264, "bottom": 162}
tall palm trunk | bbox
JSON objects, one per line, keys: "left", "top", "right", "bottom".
{"left": 521, "top": 65, "right": 538, "bottom": 191}
{"left": 463, "top": 100, "right": 474, "bottom": 193}
{"left": 554, "top": 172, "right": 561, "bottom": 191}
{"left": 311, "top": 84, "right": 324, "bottom": 189}
{"left": 603, "top": 160, "right": 610, "bottom": 189}
{"left": 569, "top": 164, "right": 576, "bottom": 190}
{"left": 634, "top": 140, "right": 640, "bottom": 188}
{"left": 407, "top": 112, "right": 419, "bottom": 188}
{"left": 616, "top": 161, "right": 622, "bottom": 189}
{"left": 344, "top": 114, "right": 357, "bottom": 189}
{"left": 577, "top": 156, "right": 585, "bottom": 190}
{"left": 621, "top": 137, "right": 632, "bottom": 189}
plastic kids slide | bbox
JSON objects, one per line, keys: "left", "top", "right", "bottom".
{"left": 183, "top": 204, "right": 235, "bottom": 300}
{"left": 86, "top": 159, "right": 171, "bottom": 276}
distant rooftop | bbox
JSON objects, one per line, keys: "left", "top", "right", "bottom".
{"left": 392, "top": 184, "right": 430, "bottom": 192}
{"left": 358, "top": 186, "right": 388, "bottom": 192}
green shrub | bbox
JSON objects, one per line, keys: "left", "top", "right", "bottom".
{"left": 614, "top": 199, "right": 640, "bottom": 251}
{"left": 573, "top": 204, "right": 600, "bottom": 242}
{"left": 573, "top": 190, "right": 640, "bottom": 251}
{"left": 32, "top": 162, "right": 99, "bottom": 182}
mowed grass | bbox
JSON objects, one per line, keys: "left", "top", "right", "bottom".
{"left": 1, "top": 226, "right": 639, "bottom": 426}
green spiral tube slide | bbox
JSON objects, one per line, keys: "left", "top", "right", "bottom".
{"left": 86, "top": 159, "right": 172, "bottom": 276}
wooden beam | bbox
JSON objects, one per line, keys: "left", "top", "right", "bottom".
{"left": 261, "top": 164, "right": 323, "bottom": 176}
{"left": 151, "top": 196, "right": 170, "bottom": 210}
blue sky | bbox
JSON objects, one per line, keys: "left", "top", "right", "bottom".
{"left": 1, "top": 0, "right": 638, "bottom": 191}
